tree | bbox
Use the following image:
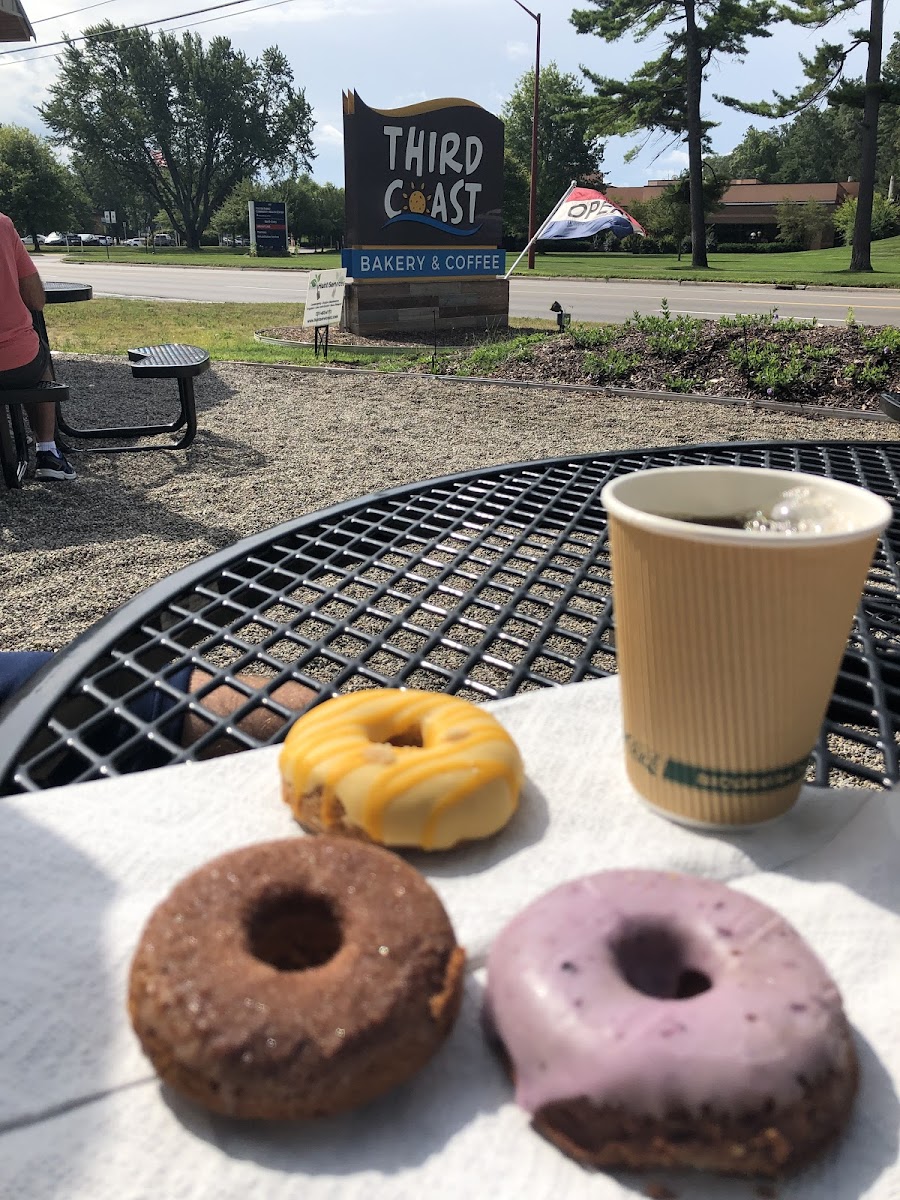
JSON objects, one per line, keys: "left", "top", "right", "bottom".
{"left": 209, "top": 178, "right": 257, "bottom": 242}
{"left": 833, "top": 192, "right": 900, "bottom": 243}
{"left": 877, "top": 32, "right": 900, "bottom": 193}
{"left": 502, "top": 62, "right": 604, "bottom": 228}
{"left": 0, "top": 125, "right": 89, "bottom": 247}
{"left": 711, "top": 124, "right": 780, "bottom": 182}
{"left": 711, "top": 105, "right": 865, "bottom": 188}
{"left": 774, "top": 106, "right": 862, "bottom": 185}
{"left": 70, "top": 152, "right": 157, "bottom": 241}
{"left": 210, "top": 175, "right": 346, "bottom": 250}
{"left": 40, "top": 25, "right": 315, "bottom": 250}
{"left": 774, "top": 197, "right": 834, "bottom": 246}
{"left": 718, "top": 0, "right": 898, "bottom": 271}
{"left": 572, "top": 0, "right": 778, "bottom": 270}
{"left": 629, "top": 170, "right": 726, "bottom": 257}
{"left": 503, "top": 149, "right": 531, "bottom": 243}
{"left": 629, "top": 191, "right": 691, "bottom": 255}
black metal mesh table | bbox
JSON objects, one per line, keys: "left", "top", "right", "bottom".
{"left": 2, "top": 439, "right": 899, "bottom": 795}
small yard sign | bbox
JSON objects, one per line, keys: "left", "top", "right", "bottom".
{"left": 303, "top": 268, "right": 347, "bottom": 327}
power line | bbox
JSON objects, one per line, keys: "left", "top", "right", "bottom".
{"left": 165, "top": 0, "right": 296, "bottom": 33}
{"left": 32, "top": 0, "right": 121, "bottom": 25}
{"left": 0, "top": 0, "right": 269, "bottom": 57}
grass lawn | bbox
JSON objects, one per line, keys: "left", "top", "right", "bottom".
{"left": 509, "top": 235, "right": 900, "bottom": 287}
{"left": 36, "top": 246, "right": 342, "bottom": 270}
{"left": 42, "top": 300, "right": 552, "bottom": 367}
{"left": 44, "top": 300, "right": 334, "bottom": 365}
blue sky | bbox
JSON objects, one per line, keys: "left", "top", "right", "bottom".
{"left": 2, "top": 0, "right": 897, "bottom": 201}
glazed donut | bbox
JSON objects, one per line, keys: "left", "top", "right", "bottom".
{"left": 279, "top": 689, "right": 524, "bottom": 851}
{"left": 128, "top": 837, "right": 465, "bottom": 1119}
{"left": 484, "top": 870, "right": 857, "bottom": 1177}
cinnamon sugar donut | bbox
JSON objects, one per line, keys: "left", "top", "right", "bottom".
{"left": 128, "top": 837, "right": 465, "bottom": 1118}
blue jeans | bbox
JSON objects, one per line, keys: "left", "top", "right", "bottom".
{"left": 0, "top": 650, "right": 193, "bottom": 745}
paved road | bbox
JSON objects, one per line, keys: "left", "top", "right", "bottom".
{"left": 33, "top": 257, "right": 900, "bottom": 326}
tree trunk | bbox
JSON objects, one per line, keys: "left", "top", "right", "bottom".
{"left": 683, "top": 0, "right": 708, "bottom": 269}
{"left": 850, "top": 0, "right": 884, "bottom": 272}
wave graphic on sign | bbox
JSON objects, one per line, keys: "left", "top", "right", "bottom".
{"left": 382, "top": 213, "right": 483, "bottom": 237}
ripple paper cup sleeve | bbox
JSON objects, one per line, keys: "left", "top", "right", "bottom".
{"left": 601, "top": 466, "right": 892, "bottom": 828}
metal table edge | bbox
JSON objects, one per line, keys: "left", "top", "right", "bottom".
{"left": 1, "top": 437, "right": 896, "bottom": 790}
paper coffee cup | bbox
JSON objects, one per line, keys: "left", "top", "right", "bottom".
{"left": 601, "top": 466, "right": 892, "bottom": 827}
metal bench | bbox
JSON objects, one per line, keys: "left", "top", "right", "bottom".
{"left": 57, "top": 344, "right": 210, "bottom": 453}
{"left": 1, "top": 381, "right": 70, "bottom": 489}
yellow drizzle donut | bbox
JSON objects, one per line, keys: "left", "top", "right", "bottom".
{"left": 279, "top": 689, "right": 524, "bottom": 851}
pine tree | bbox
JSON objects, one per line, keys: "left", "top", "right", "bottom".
{"left": 571, "top": 0, "right": 778, "bottom": 269}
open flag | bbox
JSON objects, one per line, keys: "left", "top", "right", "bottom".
{"left": 540, "top": 186, "right": 644, "bottom": 241}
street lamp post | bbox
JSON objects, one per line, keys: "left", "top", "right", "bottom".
{"left": 513, "top": 0, "right": 540, "bottom": 270}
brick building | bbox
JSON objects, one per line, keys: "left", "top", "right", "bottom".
{"left": 606, "top": 178, "right": 860, "bottom": 249}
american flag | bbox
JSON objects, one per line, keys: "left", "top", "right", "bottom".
{"left": 149, "top": 149, "right": 168, "bottom": 169}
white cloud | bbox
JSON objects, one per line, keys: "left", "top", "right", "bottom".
{"left": 505, "top": 40, "right": 531, "bottom": 60}
{"left": 661, "top": 150, "right": 689, "bottom": 169}
{"left": 316, "top": 123, "right": 343, "bottom": 147}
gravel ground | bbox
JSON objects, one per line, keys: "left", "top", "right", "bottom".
{"left": 2, "top": 352, "right": 897, "bottom": 652}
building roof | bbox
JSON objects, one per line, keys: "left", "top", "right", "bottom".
{"left": 607, "top": 179, "right": 860, "bottom": 209}
{"left": 0, "top": 0, "right": 34, "bottom": 42}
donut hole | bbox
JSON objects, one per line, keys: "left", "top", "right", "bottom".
{"left": 385, "top": 724, "right": 423, "bottom": 748}
{"left": 248, "top": 893, "right": 342, "bottom": 972}
{"left": 612, "top": 922, "right": 712, "bottom": 1000}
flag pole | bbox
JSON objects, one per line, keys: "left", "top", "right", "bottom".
{"left": 504, "top": 179, "right": 576, "bottom": 280}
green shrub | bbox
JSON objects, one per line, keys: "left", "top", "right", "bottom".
{"left": 623, "top": 302, "right": 703, "bottom": 359}
{"left": 584, "top": 348, "right": 641, "bottom": 382}
{"left": 844, "top": 360, "right": 890, "bottom": 389}
{"left": 715, "top": 241, "right": 804, "bottom": 253}
{"left": 570, "top": 323, "right": 616, "bottom": 349}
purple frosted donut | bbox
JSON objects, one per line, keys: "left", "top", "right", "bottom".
{"left": 484, "top": 870, "right": 857, "bottom": 1178}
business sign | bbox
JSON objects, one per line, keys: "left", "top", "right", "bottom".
{"left": 341, "top": 248, "right": 505, "bottom": 280}
{"left": 342, "top": 90, "right": 503, "bottom": 278}
{"left": 248, "top": 200, "right": 288, "bottom": 253}
{"left": 303, "top": 268, "right": 347, "bottom": 327}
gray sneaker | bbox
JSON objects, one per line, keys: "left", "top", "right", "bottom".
{"left": 35, "top": 448, "right": 76, "bottom": 481}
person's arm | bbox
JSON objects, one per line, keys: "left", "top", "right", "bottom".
{"left": 19, "top": 272, "right": 45, "bottom": 312}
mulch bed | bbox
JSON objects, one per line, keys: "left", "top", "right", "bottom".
{"left": 260, "top": 320, "right": 900, "bottom": 413}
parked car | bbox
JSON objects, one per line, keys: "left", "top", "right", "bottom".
{"left": 20, "top": 233, "right": 47, "bottom": 247}
{"left": 152, "top": 233, "right": 174, "bottom": 246}
{"left": 96, "top": 235, "right": 115, "bottom": 245}
{"left": 44, "top": 232, "right": 80, "bottom": 246}
{"left": 77, "top": 233, "right": 102, "bottom": 246}
{"left": 123, "top": 236, "right": 147, "bottom": 246}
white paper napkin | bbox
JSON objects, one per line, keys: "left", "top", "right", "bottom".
{"left": 1, "top": 677, "right": 898, "bottom": 1200}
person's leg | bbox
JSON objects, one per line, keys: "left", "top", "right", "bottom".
{"left": 18, "top": 342, "right": 76, "bottom": 481}
{"left": 0, "top": 651, "right": 54, "bottom": 708}
{"left": 19, "top": 339, "right": 54, "bottom": 439}
{"left": 1, "top": 331, "right": 76, "bottom": 481}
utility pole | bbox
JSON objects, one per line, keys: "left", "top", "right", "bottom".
{"left": 513, "top": 0, "right": 541, "bottom": 270}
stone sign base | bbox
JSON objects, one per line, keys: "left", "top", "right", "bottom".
{"left": 342, "top": 278, "right": 509, "bottom": 337}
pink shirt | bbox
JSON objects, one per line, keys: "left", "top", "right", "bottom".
{"left": 0, "top": 213, "right": 40, "bottom": 372}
